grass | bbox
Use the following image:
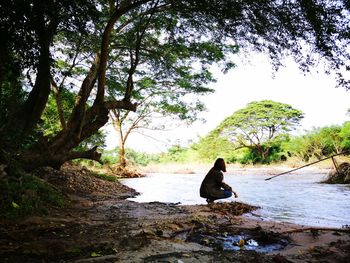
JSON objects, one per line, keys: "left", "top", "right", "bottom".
{"left": 90, "top": 171, "right": 118, "bottom": 182}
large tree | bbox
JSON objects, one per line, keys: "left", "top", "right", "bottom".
{"left": 217, "top": 100, "right": 304, "bottom": 160}
{"left": 0, "top": 0, "right": 349, "bottom": 171}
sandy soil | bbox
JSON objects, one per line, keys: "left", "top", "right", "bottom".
{"left": 0, "top": 165, "right": 349, "bottom": 263}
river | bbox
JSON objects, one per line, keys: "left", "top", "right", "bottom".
{"left": 121, "top": 171, "right": 350, "bottom": 228}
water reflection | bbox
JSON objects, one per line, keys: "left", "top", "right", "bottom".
{"left": 122, "top": 172, "right": 350, "bottom": 228}
{"left": 219, "top": 235, "right": 287, "bottom": 252}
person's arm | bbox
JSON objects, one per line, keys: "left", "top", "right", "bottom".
{"left": 222, "top": 182, "right": 238, "bottom": 197}
{"left": 221, "top": 180, "right": 239, "bottom": 198}
{"left": 221, "top": 182, "right": 231, "bottom": 191}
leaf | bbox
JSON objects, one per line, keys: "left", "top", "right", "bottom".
{"left": 12, "top": 201, "right": 20, "bottom": 209}
{"left": 91, "top": 252, "right": 102, "bottom": 257}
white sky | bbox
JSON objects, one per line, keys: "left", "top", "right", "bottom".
{"left": 105, "top": 54, "right": 349, "bottom": 153}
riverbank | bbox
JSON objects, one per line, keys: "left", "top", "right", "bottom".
{"left": 1, "top": 165, "right": 349, "bottom": 262}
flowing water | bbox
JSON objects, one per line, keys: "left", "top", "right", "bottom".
{"left": 122, "top": 172, "right": 350, "bottom": 228}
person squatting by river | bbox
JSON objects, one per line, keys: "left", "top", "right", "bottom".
{"left": 200, "top": 158, "right": 238, "bottom": 204}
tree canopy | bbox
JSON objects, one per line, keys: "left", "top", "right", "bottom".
{"left": 217, "top": 100, "right": 304, "bottom": 160}
{"left": 0, "top": 0, "right": 349, "bottom": 170}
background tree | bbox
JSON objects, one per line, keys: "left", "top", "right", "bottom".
{"left": 193, "top": 130, "right": 236, "bottom": 162}
{"left": 217, "top": 100, "right": 304, "bottom": 162}
{"left": 1, "top": 0, "right": 349, "bottom": 172}
{"left": 284, "top": 124, "right": 350, "bottom": 161}
{"left": 339, "top": 122, "right": 350, "bottom": 151}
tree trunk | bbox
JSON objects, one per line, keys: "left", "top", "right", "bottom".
{"left": 14, "top": 3, "right": 56, "bottom": 134}
{"left": 119, "top": 141, "right": 126, "bottom": 168}
{"left": 111, "top": 110, "right": 127, "bottom": 168}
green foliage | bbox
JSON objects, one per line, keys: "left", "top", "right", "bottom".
{"left": 0, "top": 66, "right": 25, "bottom": 128}
{"left": 100, "top": 148, "right": 159, "bottom": 167}
{"left": 135, "top": 145, "right": 202, "bottom": 165}
{"left": 193, "top": 130, "right": 236, "bottom": 162}
{"left": 40, "top": 90, "right": 107, "bottom": 152}
{"left": 283, "top": 125, "right": 346, "bottom": 161}
{"left": 125, "top": 148, "right": 160, "bottom": 166}
{"left": 40, "top": 91, "right": 75, "bottom": 137}
{"left": 0, "top": 0, "right": 99, "bottom": 70}
{"left": 281, "top": 134, "right": 311, "bottom": 161}
{"left": 135, "top": 117, "right": 350, "bottom": 166}
{"left": 1, "top": 0, "right": 349, "bottom": 171}
{"left": 76, "top": 130, "right": 107, "bottom": 152}
{"left": 219, "top": 100, "right": 304, "bottom": 144}
{"left": 316, "top": 126, "right": 343, "bottom": 155}
{"left": 239, "top": 140, "right": 285, "bottom": 164}
{"left": 156, "top": 145, "right": 190, "bottom": 163}
{"left": 216, "top": 100, "right": 303, "bottom": 163}
{"left": 0, "top": 170, "right": 66, "bottom": 219}
{"left": 107, "top": 6, "right": 240, "bottom": 166}
{"left": 339, "top": 122, "right": 350, "bottom": 150}
{"left": 100, "top": 150, "right": 119, "bottom": 165}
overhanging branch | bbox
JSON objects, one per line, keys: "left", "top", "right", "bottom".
{"left": 66, "top": 146, "right": 103, "bottom": 164}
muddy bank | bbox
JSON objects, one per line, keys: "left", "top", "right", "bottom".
{"left": 0, "top": 166, "right": 349, "bottom": 262}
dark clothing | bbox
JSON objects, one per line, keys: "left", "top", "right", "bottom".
{"left": 200, "top": 167, "right": 232, "bottom": 200}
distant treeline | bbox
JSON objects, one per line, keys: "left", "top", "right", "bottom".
{"left": 101, "top": 121, "right": 350, "bottom": 166}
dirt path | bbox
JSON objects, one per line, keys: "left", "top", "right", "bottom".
{"left": 1, "top": 166, "right": 349, "bottom": 262}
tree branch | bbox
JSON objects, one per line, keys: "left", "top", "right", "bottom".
{"left": 96, "top": 0, "right": 152, "bottom": 105}
{"left": 124, "top": 1, "right": 159, "bottom": 101}
{"left": 50, "top": 78, "right": 67, "bottom": 130}
{"left": 66, "top": 146, "right": 103, "bottom": 164}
